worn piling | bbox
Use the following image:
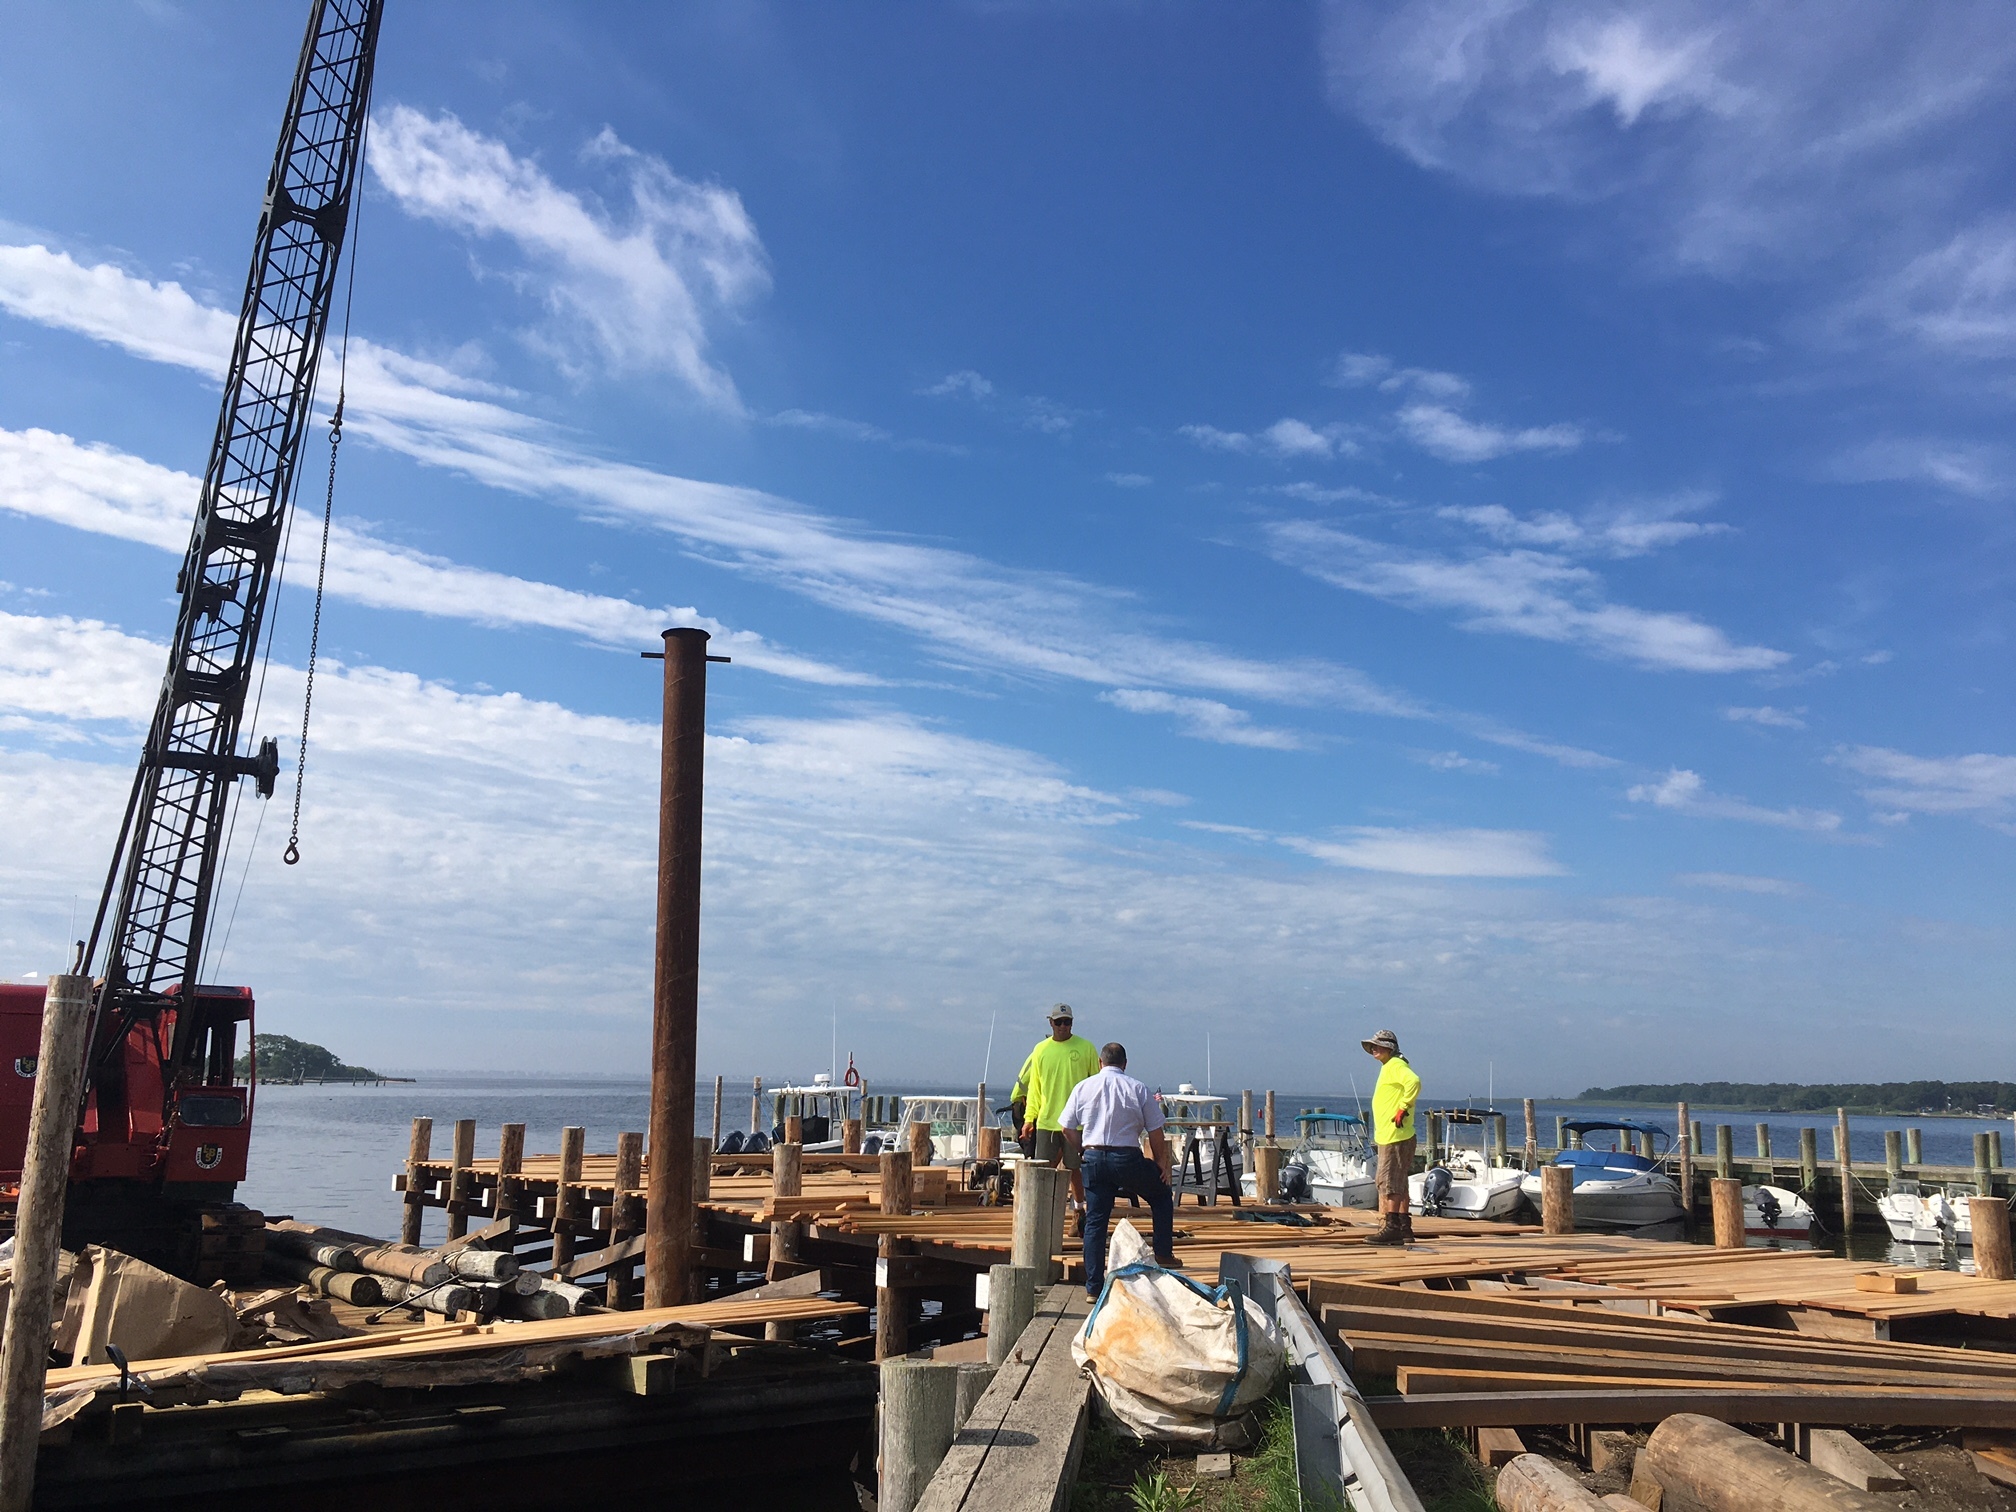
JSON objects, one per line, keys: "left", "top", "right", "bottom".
{"left": 1677, "top": 1101, "right": 1693, "bottom": 1213}
{"left": 1013, "top": 1163, "right": 1066, "bottom": 1283}
{"left": 1907, "top": 1127, "right": 1923, "bottom": 1166}
{"left": 1541, "top": 1164, "right": 1574, "bottom": 1235}
{"left": 1885, "top": 1131, "right": 1904, "bottom": 1188}
{"left": 1523, "top": 1098, "right": 1538, "bottom": 1167}
{"left": 1975, "top": 1132, "right": 1994, "bottom": 1200}
{"left": 1799, "top": 1127, "right": 1818, "bottom": 1197}
{"left": 880, "top": 1357, "right": 961, "bottom": 1512}
{"left": 1836, "top": 1109, "right": 1854, "bottom": 1234}
{"left": 1715, "top": 1124, "right": 1733, "bottom": 1180}
{"left": 1755, "top": 1122, "right": 1771, "bottom": 1160}
{"left": 1710, "top": 1178, "right": 1744, "bottom": 1249}
{"left": 401, "top": 1116, "right": 433, "bottom": 1245}
{"left": 985, "top": 1263, "right": 1038, "bottom": 1368}
{"left": 446, "top": 1117, "right": 476, "bottom": 1240}
{"left": 0, "top": 972, "right": 90, "bottom": 1512}
{"left": 1974, "top": 1198, "right": 2015, "bottom": 1282}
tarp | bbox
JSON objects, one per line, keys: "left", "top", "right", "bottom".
{"left": 1071, "top": 1219, "right": 1284, "bottom": 1447}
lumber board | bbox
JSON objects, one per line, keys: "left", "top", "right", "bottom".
{"left": 1369, "top": 1387, "right": 2016, "bottom": 1431}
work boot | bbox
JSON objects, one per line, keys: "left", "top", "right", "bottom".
{"left": 1363, "top": 1214, "right": 1407, "bottom": 1246}
{"left": 1398, "top": 1213, "right": 1415, "bottom": 1243}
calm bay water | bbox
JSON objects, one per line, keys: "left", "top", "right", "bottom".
{"left": 239, "top": 1076, "right": 2015, "bottom": 1251}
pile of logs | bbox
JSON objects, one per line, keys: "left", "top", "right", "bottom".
{"left": 263, "top": 1220, "right": 595, "bottom": 1320}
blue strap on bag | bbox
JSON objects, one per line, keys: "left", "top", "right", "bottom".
{"left": 1083, "top": 1259, "right": 1251, "bottom": 1416}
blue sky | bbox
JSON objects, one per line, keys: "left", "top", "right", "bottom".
{"left": 1, "top": 1, "right": 2011, "bottom": 1093}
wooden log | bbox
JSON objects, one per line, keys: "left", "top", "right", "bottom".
{"left": 1371, "top": 1390, "right": 2016, "bottom": 1433}
{"left": 1906, "top": 1128, "right": 1922, "bottom": 1166}
{"left": 495, "top": 1122, "right": 526, "bottom": 1221}
{"left": 555, "top": 1124, "right": 585, "bottom": 1267}
{"left": 844, "top": 1117, "right": 864, "bottom": 1154}
{"left": 263, "top": 1258, "right": 382, "bottom": 1306}
{"left": 1252, "top": 1141, "right": 1284, "bottom": 1202}
{"left": 1677, "top": 1101, "right": 1692, "bottom": 1213}
{"left": 689, "top": 1136, "right": 710, "bottom": 1203}
{"left": 401, "top": 1116, "right": 433, "bottom": 1245}
{"left": 446, "top": 1117, "right": 476, "bottom": 1240}
{"left": 1542, "top": 1164, "right": 1574, "bottom": 1235}
{"left": 1643, "top": 1412, "right": 1895, "bottom": 1512}
{"left": 1715, "top": 1125, "right": 1733, "bottom": 1180}
{"left": 880, "top": 1356, "right": 961, "bottom": 1512}
{"left": 263, "top": 1228, "right": 362, "bottom": 1270}
{"left": 1711, "top": 1178, "right": 1744, "bottom": 1249}
{"left": 1496, "top": 1453, "right": 1610, "bottom": 1512}
{"left": 986, "top": 1264, "right": 1039, "bottom": 1368}
{"left": 1972, "top": 1196, "right": 2015, "bottom": 1282}
{"left": 1805, "top": 1430, "right": 1908, "bottom": 1493}
{"left": 0, "top": 971, "right": 90, "bottom": 1512}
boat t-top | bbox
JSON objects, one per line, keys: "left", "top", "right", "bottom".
{"left": 1410, "top": 1108, "right": 1526, "bottom": 1222}
{"left": 1517, "top": 1118, "right": 1685, "bottom": 1229}
{"left": 1243, "top": 1109, "right": 1375, "bottom": 1209}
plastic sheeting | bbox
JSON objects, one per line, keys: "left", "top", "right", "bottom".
{"left": 1072, "top": 1219, "right": 1284, "bottom": 1446}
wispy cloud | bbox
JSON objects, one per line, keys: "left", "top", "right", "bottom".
{"left": 1328, "top": 351, "right": 1471, "bottom": 400}
{"left": 1179, "top": 419, "right": 1361, "bottom": 460}
{"left": 764, "top": 408, "right": 965, "bottom": 456}
{"left": 0, "top": 425, "right": 866, "bottom": 685}
{"left": 1676, "top": 871, "right": 1804, "bottom": 896}
{"left": 1627, "top": 767, "right": 1841, "bottom": 830}
{"left": 1105, "top": 472, "right": 1152, "bottom": 488}
{"left": 1829, "top": 436, "right": 2008, "bottom": 499}
{"left": 1439, "top": 497, "right": 1725, "bottom": 558}
{"left": 924, "top": 369, "right": 1085, "bottom": 435}
{"left": 1413, "top": 749, "right": 1500, "bottom": 774}
{"left": 1100, "top": 689, "right": 1308, "bottom": 750}
{"left": 1278, "top": 826, "right": 1566, "bottom": 878}
{"left": 1835, "top": 745, "right": 2016, "bottom": 825}
{"left": 371, "top": 106, "right": 768, "bottom": 406}
{"left": 1396, "top": 404, "right": 1582, "bottom": 464}
{"left": 1723, "top": 704, "right": 1806, "bottom": 729}
{"left": 1267, "top": 519, "right": 1786, "bottom": 673}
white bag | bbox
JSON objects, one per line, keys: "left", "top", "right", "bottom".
{"left": 1072, "top": 1220, "right": 1284, "bottom": 1446}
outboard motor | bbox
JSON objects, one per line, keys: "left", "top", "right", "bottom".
{"left": 745, "top": 1131, "right": 772, "bottom": 1154}
{"left": 1278, "top": 1160, "right": 1311, "bottom": 1204}
{"left": 1420, "top": 1164, "right": 1454, "bottom": 1217}
{"left": 1756, "top": 1188, "right": 1781, "bottom": 1229}
{"left": 718, "top": 1130, "right": 746, "bottom": 1156}
{"left": 862, "top": 1132, "right": 884, "bottom": 1155}
{"left": 801, "top": 1114, "right": 832, "bottom": 1145}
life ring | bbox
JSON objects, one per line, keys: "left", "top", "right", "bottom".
{"left": 843, "top": 1056, "right": 861, "bottom": 1088}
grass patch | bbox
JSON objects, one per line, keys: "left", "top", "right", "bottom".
{"left": 1382, "top": 1428, "right": 1496, "bottom": 1512}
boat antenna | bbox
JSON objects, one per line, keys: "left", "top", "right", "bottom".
{"left": 1206, "top": 1032, "right": 1212, "bottom": 1092}
{"left": 1349, "top": 1072, "right": 1365, "bottom": 1122}
{"left": 830, "top": 997, "right": 837, "bottom": 1085}
{"left": 981, "top": 1010, "right": 997, "bottom": 1086}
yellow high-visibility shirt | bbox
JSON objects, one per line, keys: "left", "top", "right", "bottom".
{"left": 1011, "top": 1035, "right": 1101, "bottom": 1131}
{"left": 1371, "top": 1055, "right": 1421, "bottom": 1145}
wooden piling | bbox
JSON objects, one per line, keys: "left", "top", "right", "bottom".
{"left": 1541, "top": 1164, "right": 1574, "bottom": 1235}
{"left": 975, "top": 1124, "right": 1001, "bottom": 1162}
{"left": 1755, "top": 1122, "right": 1771, "bottom": 1160}
{"left": 401, "top": 1116, "right": 433, "bottom": 1245}
{"left": 1677, "top": 1101, "right": 1693, "bottom": 1214}
{"left": 750, "top": 1076, "right": 762, "bottom": 1139}
{"left": 844, "top": 1117, "right": 864, "bottom": 1154}
{"left": 711, "top": 1073, "right": 723, "bottom": 1153}
{"left": 1993, "top": 1130, "right": 2005, "bottom": 1170}
{"left": 1837, "top": 1108, "right": 1854, "bottom": 1234}
{"left": 955, "top": 1362, "right": 998, "bottom": 1429}
{"left": 1715, "top": 1124, "right": 1733, "bottom": 1180}
{"left": 446, "top": 1118, "right": 476, "bottom": 1240}
{"left": 1710, "top": 1177, "right": 1744, "bottom": 1249}
{"left": 1012, "top": 1163, "right": 1066, "bottom": 1282}
{"left": 876, "top": 1233, "right": 908, "bottom": 1359}
{"left": 1907, "top": 1127, "right": 1923, "bottom": 1166}
{"left": 1555, "top": 1115, "right": 1569, "bottom": 1150}
{"left": 879, "top": 1357, "right": 961, "bottom": 1512}
{"left": 1251, "top": 1141, "right": 1283, "bottom": 1203}
{"left": 880, "top": 1150, "right": 913, "bottom": 1215}
{"left": 1972, "top": 1197, "right": 2015, "bottom": 1282}
{"left": 768, "top": 1142, "right": 804, "bottom": 1337}
{"left": 643, "top": 626, "right": 708, "bottom": 1311}
{"left": 985, "top": 1263, "right": 1039, "bottom": 1368}
{"left": 1884, "top": 1131, "right": 1903, "bottom": 1188}
{"left": 1799, "top": 1127, "right": 1818, "bottom": 1196}
{"left": 555, "top": 1125, "right": 585, "bottom": 1268}
{"left": 494, "top": 1123, "right": 525, "bottom": 1223}
{"left": 0, "top": 972, "right": 90, "bottom": 1512}
{"left": 909, "top": 1118, "right": 934, "bottom": 1169}
{"left": 1491, "top": 1113, "right": 1508, "bottom": 1168}
{"left": 783, "top": 1113, "right": 804, "bottom": 1145}
{"left": 1975, "top": 1132, "right": 1994, "bottom": 1198}
{"left": 1690, "top": 1120, "right": 1703, "bottom": 1156}
{"left": 1264, "top": 1090, "right": 1276, "bottom": 1140}
{"left": 1523, "top": 1098, "right": 1537, "bottom": 1167}
{"left": 610, "top": 1131, "right": 644, "bottom": 1309}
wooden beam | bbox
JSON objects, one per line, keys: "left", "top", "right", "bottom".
{"left": 1368, "top": 1388, "right": 2016, "bottom": 1431}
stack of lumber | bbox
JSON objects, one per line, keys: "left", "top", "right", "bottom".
{"left": 1315, "top": 1276, "right": 2016, "bottom": 1432}
{"left": 36, "top": 1292, "right": 867, "bottom": 1433}
{"left": 264, "top": 1220, "right": 594, "bottom": 1321}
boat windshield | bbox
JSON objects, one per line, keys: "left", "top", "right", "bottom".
{"left": 1562, "top": 1119, "right": 1669, "bottom": 1156}
{"left": 899, "top": 1096, "right": 981, "bottom": 1137}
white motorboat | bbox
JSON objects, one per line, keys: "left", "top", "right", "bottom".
{"left": 1743, "top": 1183, "right": 1816, "bottom": 1237}
{"left": 889, "top": 1094, "right": 991, "bottom": 1163}
{"left": 1162, "top": 1085, "right": 1241, "bottom": 1200}
{"left": 1517, "top": 1119, "right": 1686, "bottom": 1229}
{"left": 723, "top": 1072, "right": 858, "bottom": 1154}
{"left": 1243, "top": 1111, "right": 1376, "bottom": 1208}
{"left": 1878, "top": 1183, "right": 1974, "bottom": 1247}
{"left": 1413, "top": 1149, "right": 1528, "bottom": 1221}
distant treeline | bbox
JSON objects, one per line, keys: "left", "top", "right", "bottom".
{"left": 1580, "top": 1081, "right": 2016, "bottom": 1115}
{"left": 234, "top": 1033, "right": 384, "bottom": 1083}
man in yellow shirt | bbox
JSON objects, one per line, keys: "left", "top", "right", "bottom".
{"left": 1012, "top": 1004, "right": 1101, "bottom": 1206}
{"left": 1362, "top": 1028, "right": 1421, "bottom": 1246}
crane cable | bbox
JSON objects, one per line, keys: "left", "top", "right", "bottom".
{"left": 283, "top": 122, "right": 367, "bottom": 868}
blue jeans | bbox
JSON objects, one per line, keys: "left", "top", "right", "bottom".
{"left": 1081, "top": 1147, "right": 1174, "bottom": 1294}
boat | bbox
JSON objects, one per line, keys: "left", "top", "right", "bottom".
{"left": 885, "top": 1094, "right": 992, "bottom": 1163}
{"left": 762, "top": 1073, "right": 860, "bottom": 1152}
{"left": 1878, "top": 1182, "right": 1975, "bottom": 1246}
{"left": 1517, "top": 1119, "right": 1686, "bottom": 1229}
{"left": 1411, "top": 1110, "right": 1527, "bottom": 1221}
{"left": 1161, "top": 1085, "right": 1240, "bottom": 1200}
{"left": 1743, "top": 1183, "right": 1816, "bottom": 1237}
{"left": 1243, "top": 1110, "right": 1375, "bottom": 1209}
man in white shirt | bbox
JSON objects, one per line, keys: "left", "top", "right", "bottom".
{"left": 1058, "top": 1042, "right": 1178, "bottom": 1295}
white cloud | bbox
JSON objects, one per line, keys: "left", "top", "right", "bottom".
{"left": 1626, "top": 768, "right": 1842, "bottom": 830}
{"left": 370, "top": 106, "right": 768, "bottom": 406}
{"left": 1279, "top": 827, "right": 1566, "bottom": 878}
{"left": 1099, "top": 689, "right": 1308, "bottom": 750}
{"left": 1414, "top": 750, "right": 1501, "bottom": 774}
{"left": 1829, "top": 437, "right": 2008, "bottom": 499}
{"left": 767, "top": 408, "right": 892, "bottom": 443}
{"left": 1178, "top": 419, "right": 1360, "bottom": 460}
{"left": 1397, "top": 404, "right": 1582, "bottom": 463}
{"left": 1864, "top": 219, "right": 2016, "bottom": 358}
{"left": 924, "top": 369, "right": 1082, "bottom": 434}
{"left": 1834, "top": 745, "right": 2016, "bottom": 823}
{"left": 1440, "top": 498, "right": 1725, "bottom": 557}
{"left": 1676, "top": 871, "right": 1804, "bottom": 896}
{"left": 1723, "top": 705, "right": 1806, "bottom": 730}
{"left": 1321, "top": 1, "right": 2016, "bottom": 278}
{"left": 1328, "top": 350, "right": 1471, "bottom": 400}
{"left": 1106, "top": 473, "right": 1152, "bottom": 488}
{"left": 0, "top": 426, "right": 865, "bottom": 685}
{"left": 1268, "top": 520, "right": 1786, "bottom": 673}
